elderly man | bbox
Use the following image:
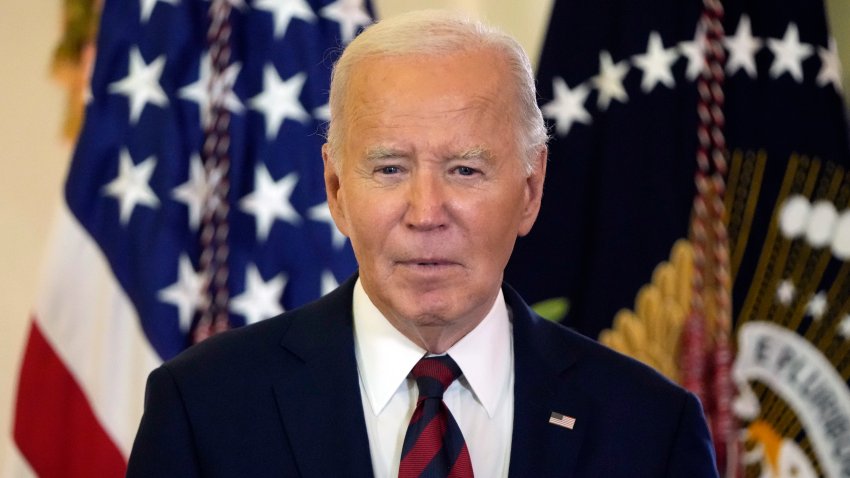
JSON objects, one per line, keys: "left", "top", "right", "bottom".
{"left": 127, "top": 10, "right": 718, "bottom": 478}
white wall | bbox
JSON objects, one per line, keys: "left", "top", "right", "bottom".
{"left": 373, "top": 0, "right": 554, "bottom": 68}
{"left": 0, "top": 0, "right": 847, "bottom": 473}
{"left": 826, "top": 0, "right": 850, "bottom": 94}
{"left": 0, "top": 1, "right": 69, "bottom": 472}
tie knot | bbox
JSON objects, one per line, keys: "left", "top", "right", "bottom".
{"left": 411, "top": 355, "right": 462, "bottom": 400}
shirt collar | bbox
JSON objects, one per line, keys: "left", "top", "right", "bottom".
{"left": 353, "top": 278, "right": 512, "bottom": 418}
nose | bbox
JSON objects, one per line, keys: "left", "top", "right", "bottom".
{"left": 404, "top": 170, "right": 448, "bottom": 231}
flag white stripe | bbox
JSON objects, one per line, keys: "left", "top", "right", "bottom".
{"left": 33, "top": 203, "right": 162, "bottom": 457}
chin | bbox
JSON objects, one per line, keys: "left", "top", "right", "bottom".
{"left": 410, "top": 310, "right": 459, "bottom": 326}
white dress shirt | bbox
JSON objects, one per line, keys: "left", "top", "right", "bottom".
{"left": 353, "top": 279, "right": 514, "bottom": 478}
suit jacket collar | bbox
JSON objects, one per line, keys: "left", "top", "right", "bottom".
{"left": 272, "top": 275, "right": 587, "bottom": 477}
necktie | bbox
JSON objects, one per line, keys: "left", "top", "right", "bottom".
{"left": 398, "top": 355, "right": 474, "bottom": 478}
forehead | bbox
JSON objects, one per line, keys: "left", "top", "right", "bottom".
{"left": 353, "top": 46, "right": 506, "bottom": 83}
{"left": 342, "top": 49, "right": 517, "bottom": 154}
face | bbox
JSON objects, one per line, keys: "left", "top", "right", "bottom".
{"left": 324, "top": 49, "right": 546, "bottom": 346}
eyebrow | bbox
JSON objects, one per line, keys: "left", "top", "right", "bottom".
{"left": 363, "top": 145, "right": 494, "bottom": 162}
{"left": 364, "top": 146, "right": 408, "bottom": 162}
{"left": 456, "top": 146, "right": 493, "bottom": 162}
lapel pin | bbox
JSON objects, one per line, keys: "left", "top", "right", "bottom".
{"left": 549, "top": 411, "right": 576, "bottom": 430}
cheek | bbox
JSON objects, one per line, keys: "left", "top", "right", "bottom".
{"left": 345, "top": 192, "right": 396, "bottom": 248}
{"left": 470, "top": 193, "right": 526, "bottom": 244}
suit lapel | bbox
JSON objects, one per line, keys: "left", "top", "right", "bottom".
{"left": 505, "top": 284, "right": 589, "bottom": 478}
{"left": 271, "top": 276, "right": 374, "bottom": 478}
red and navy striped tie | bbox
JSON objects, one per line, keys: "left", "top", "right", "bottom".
{"left": 398, "top": 355, "right": 474, "bottom": 478}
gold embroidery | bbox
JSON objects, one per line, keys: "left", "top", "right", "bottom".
{"left": 599, "top": 240, "right": 693, "bottom": 382}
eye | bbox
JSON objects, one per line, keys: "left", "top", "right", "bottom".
{"left": 379, "top": 166, "right": 400, "bottom": 175}
{"left": 454, "top": 166, "right": 478, "bottom": 176}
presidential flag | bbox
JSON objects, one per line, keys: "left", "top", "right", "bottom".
{"left": 10, "top": 0, "right": 372, "bottom": 475}
{"left": 506, "top": 0, "right": 850, "bottom": 475}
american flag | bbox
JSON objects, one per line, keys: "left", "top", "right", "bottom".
{"left": 10, "top": 0, "right": 371, "bottom": 475}
{"left": 548, "top": 411, "right": 577, "bottom": 430}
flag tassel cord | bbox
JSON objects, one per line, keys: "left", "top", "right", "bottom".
{"left": 195, "top": 1, "right": 235, "bottom": 343}
{"left": 681, "top": 0, "right": 741, "bottom": 476}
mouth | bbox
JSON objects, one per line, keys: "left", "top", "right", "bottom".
{"left": 394, "top": 258, "right": 463, "bottom": 283}
{"left": 398, "top": 259, "right": 459, "bottom": 268}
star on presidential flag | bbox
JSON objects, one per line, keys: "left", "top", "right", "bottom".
{"left": 538, "top": 18, "right": 845, "bottom": 141}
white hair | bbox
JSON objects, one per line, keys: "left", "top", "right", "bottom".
{"left": 326, "top": 10, "right": 548, "bottom": 174}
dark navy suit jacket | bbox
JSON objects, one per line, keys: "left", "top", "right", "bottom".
{"left": 127, "top": 276, "right": 718, "bottom": 477}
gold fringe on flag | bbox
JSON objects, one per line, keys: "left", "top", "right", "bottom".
{"left": 51, "top": 0, "right": 102, "bottom": 141}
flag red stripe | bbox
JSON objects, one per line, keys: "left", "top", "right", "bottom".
{"left": 13, "top": 318, "right": 127, "bottom": 478}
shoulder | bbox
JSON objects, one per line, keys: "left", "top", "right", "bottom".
{"left": 547, "top": 317, "right": 685, "bottom": 397}
{"left": 504, "top": 283, "right": 717, "bottom": 474}
{"left": 506, "top": 283, "right": 691, "bottom": 403}
{"left": 166, "top": 313, "right": 289, "bottom": 373}
{"left": 161, "top": 276, "right": 356, "bottom": 384}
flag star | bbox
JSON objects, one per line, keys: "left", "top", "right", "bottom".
{"left": 308, "top": 201, "right": 347, "bottom": 249}
{"left": 776, "top": 279, "right": 795, "bottom": 305}
{"left": 679, "top": 22, "right": 708, "bottom": 81}
{"left": 313, "top": 102, "right": 330, "bottom": 122}
{"left": 249, "top": 65, "right": 310, "bottom": 140}
{"left": 240, "top": 164, "right": 301, "bottom": 241}
{"left": 806, "top": 291, "right": 828, "bottom": 320}
{"left": 321, "top": 270, "right": 339, "bottom": 296}
{"left": 172, "top": 154, "right": 211, "bottom": 230}
{"left": 254, "top": 0, "right": 316, "bottom": 39}
{"left": 592, "top": 51, "right": 629, "bottom": 110}
{"left": 108, "top": 48, "right": 168, "bottom": 124}
{"left": 767, "top": 23, "right": 814, "bottom": 82}
{"left": 139, "top": 0, "right": 179, "bottom": 23}
{"left": 179, "top": 53, "right": 243, "bottom": 128}
{"left": 157, "top": 254, "right": 205, "bottom": 332}
{"left": 102, "top": 149, "right": 160, "bottom": 224}
{"left": 541, "top": 77, "right": 591, "bottom": 137}
{"left": 230, "top": 264, "right": 285, "bottom": 325}
{"left": 724, "top": 15, "right": 762, "bottom": 78}
{"left": 320, "top": 0, "right": 371, "bottom": 43}
{"left": 633, "top": 31, "right": 678, "bottom": 93}
{"left": 817, "top": 38, "right": 843, "bottom": 92}
{"left": 838, "top": 315, "right": 850, "bottom": 340}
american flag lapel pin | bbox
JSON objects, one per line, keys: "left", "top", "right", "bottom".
{"left": 548, "top": 411, "right": 576, "bottom": 430}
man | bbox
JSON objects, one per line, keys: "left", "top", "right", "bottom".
{"left": 127, "top": 10, "right": 718, "bottom": 477}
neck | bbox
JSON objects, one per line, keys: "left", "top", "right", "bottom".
{"left": 392, "top": 316, "right": 485, "bottom": 355}
{"left": 354, "top": 277, "right": 501, "bottom": 354}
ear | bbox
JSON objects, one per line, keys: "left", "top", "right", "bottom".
{"left": 322, "top": 143, "right": 350, "bottom": 237}
{"left": 517, "top": 146, "right": 547, "bottom": 237}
